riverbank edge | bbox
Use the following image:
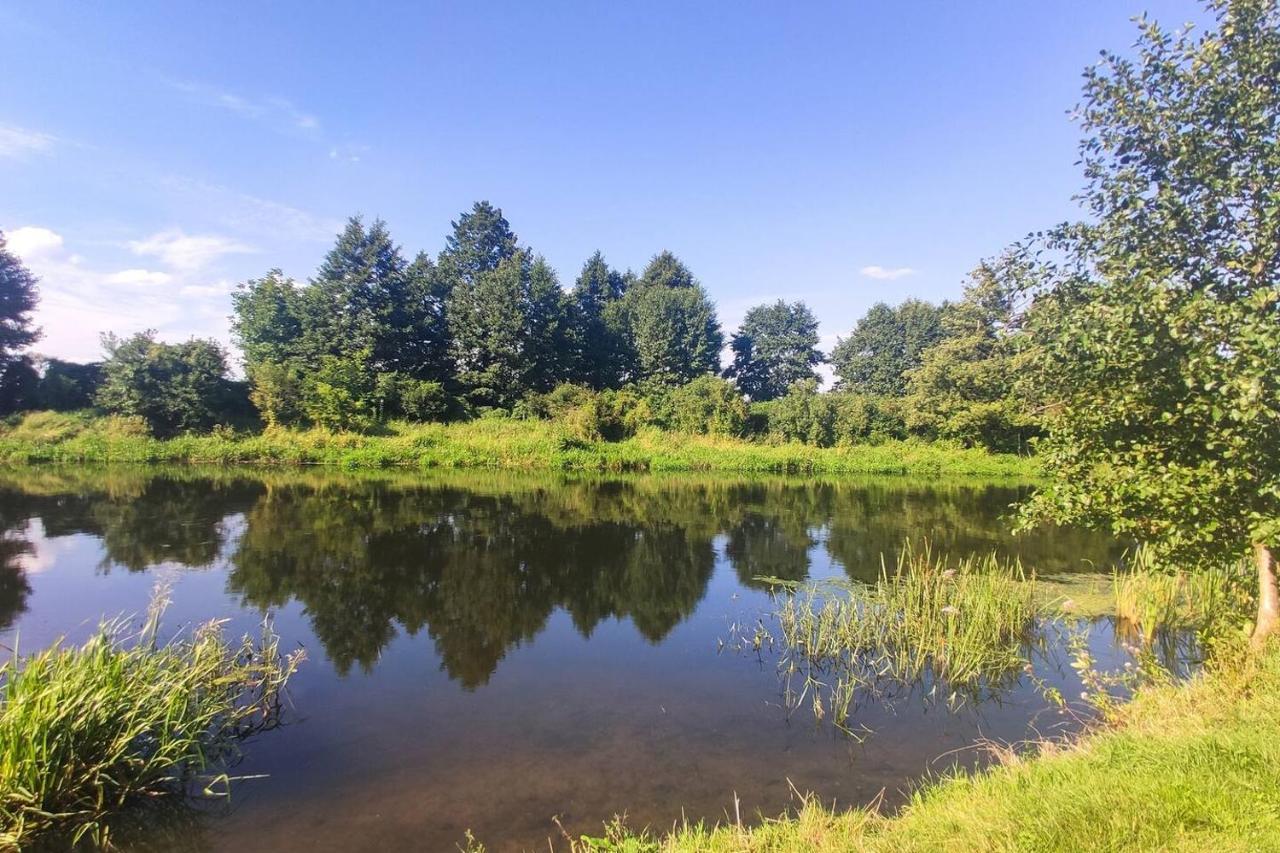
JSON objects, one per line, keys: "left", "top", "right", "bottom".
{"left": 572, "top": 643, "right": 1278, "bottom": 852}
{"left": 0, "top": 412, "right": 1037, "bottom": 477}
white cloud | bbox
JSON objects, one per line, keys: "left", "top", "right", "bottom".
{"left": 168, "top": 80, "right": 321, "bottom": 134}
{"left": 127, "top": 229, "right": 254, "bottom": 271}
{"left": 859, "top": 265, "right": 916, "bottom": 281}
{"left": 5, "top": 226, "right": 64, "bottom": 258}
{"left": 105, "top": 268, "right": 172, "bottom": 286}
{"left": 0, "top": 124, "right": 56, "bottom": 159}
{"left": 9, "top": 225, "right": 238, "bottom": 362}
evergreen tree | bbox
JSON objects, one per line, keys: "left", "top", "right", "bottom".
{"left": 571, "top": 251, "right": 629, "bottom": 388}
{"left": 0, "top": 231, "right": 40, "bottom": 413}
{"left": 615, "top": 252, "right": 723, "bottom": 385}
{"left": 437, "top": 201, "right": 520, "bottom": 290}
{"left": 830, "top": 299, "right": 945, "bottom": 396}
{"left": 447, "top": 253, "right": 574, "bottom": 407}
{"left": 300, "top": 216, "right": 409, "bottom": 368}
{"left": 724, "top": 300, "right": 823, "bottom": 401}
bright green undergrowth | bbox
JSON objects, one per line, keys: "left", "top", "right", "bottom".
{"left": 545, "top": 641, "right": 1280, "bottom": 852}
{"left": 0, "top": 411, "right": 1035, "bottom": 477}
{"left": 0, "top": 593, "right": 302, "bottom": 849}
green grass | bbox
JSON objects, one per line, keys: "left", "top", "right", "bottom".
{"left": 753, "top": 546, "right": 1041, "bottom": 724}
{"left": 0, "top": 591, "right": 303, "bottom": 848}
{"left": 0, "top": 411, "right": 1036, "bottom": 477}
{"left": 543, "top": 641, "right": 1280, "bottom": 852}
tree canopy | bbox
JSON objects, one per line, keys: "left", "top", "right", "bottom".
{"left": 725, "top": 300, "right": 824, "bottom": 401}
{"left": 1019, "top": 0, "right": 1280, "bottom": 643}
{"left": 830, "top": 299, "right": 945, "bottom": 396}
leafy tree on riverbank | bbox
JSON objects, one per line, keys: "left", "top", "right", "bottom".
{"left": 95, "top": 331, "right": 240, "bottom": 436}
{"left": 904, "top": 255, "right": 1037, "bottom": 453}
{"left": 1020, "top": 0, "right": 1280, "bottom": 645}
{"left": 0, "top": 232, "right": 41, "bottom": 414}
{"left": 831, "top": 299, "right": 945, "bottom": 396}
{"left": 725, "top": 300, "right": 824, "bottom": 401}
{"left": 613, "top": 252, "right": 723, "bottom": 386}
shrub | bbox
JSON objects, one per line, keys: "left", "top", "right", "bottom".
{"left": 768, "top": 380, "right": 834, "bottom": 445}
{"left": 249, "top": 361, "right": 306, "bottom": 428}
{"left": 660, "top": 376, "right": 747, "bottom": 437}
{"left": 301, "top": 352, "right": 379, "bottom": 432}
{"left": 398, "top": 378, "right": 451, "bottom": 422}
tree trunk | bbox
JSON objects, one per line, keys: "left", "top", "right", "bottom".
{"left": 1252, "top": 543, "right": 1279, "bottom": 649}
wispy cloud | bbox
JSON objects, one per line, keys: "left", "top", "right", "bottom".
{"left": 859, "top": 265, "right": 916, "bottom": 281}
{"left": 156, "top": 176, "right": 343, "bottom": 243}
{"left": 167, "top": 79, "right": 320, "bottom": 134}
{"left": 127, "top": 229, "right": 255, "bottom": 271}
{"left": 0, "top": 124, "right": 56, "bottom": 159}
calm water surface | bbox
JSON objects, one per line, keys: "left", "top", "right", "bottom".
{"left": 0, "top": 468, "right": 1126, "bottom": 851}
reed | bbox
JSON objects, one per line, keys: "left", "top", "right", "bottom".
{"left": 759, "top": 544, "right": 1041, "bottom": 725}
{"left": 0, "top": 590, "right": 303, "bottom": 848}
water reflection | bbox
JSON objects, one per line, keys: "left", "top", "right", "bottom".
{"left": 0, "top": 469, "right": 1124, "bottom": 686}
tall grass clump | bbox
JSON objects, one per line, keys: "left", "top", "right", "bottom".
{"left": 758, "top": 545, "right": 1041, "bottom": 725}
{"left": 0, "top": 591, "right": 303, "bottom": 848}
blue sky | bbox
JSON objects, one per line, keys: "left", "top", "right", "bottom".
{"left": 1, "top": 0, "right": 1206, "bottom": 368}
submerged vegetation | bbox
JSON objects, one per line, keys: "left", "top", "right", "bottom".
{"left": 747, "top": 548, "right": 1041, "bottom": 724}
{"left": 0, "top": 593, "right": 302, "bottom": 848}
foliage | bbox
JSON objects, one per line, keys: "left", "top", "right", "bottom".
{"left": 613, "top": 252, "right": 723, "bottom": 386}
{"left": 571, "top": 251, "right": 631, "bottom": 389}
{"left": 763, "top": 381, "right": 906, "bottom": 447}
{"left": 437, "top": 200, "right": 520, "bottom": 290}
{"left": 0, "top": 232, "right": 40, "bottom": 414}
{"left": 831, "top": 299, "right": 945, "bottom": 396}
{"left": 448, "top": 253, "right": 577, "bottom": 408}
{"left": 35, "top": 358, "right": 102, "bottom": 411}
{"left": 1018, "top": 0, "right": 1280, "bottom": 641}
{"left": 300, "top": 350, "right": 381, "bottom": 432}
{"left": 95, "top": 331, "right": 238, "bottom": 437}
{"left": 659, "top": 376, "right": 747, "bottom": 436}
{"left": 0, "top": 594, "right": 301, "bottom": 848}
{"left": 725, "top": 300, "right": 824, "bottom": 401}
{"left": 248, "top": 360, "right": 305, "bottom": 428}
{"left": 230, "top": 269, "right": 304, "bottom": 371}
{"left": 904, "top": 254, "right": 1039, "bottom": 453}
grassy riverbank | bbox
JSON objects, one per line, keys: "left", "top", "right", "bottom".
{"left": 0, "top": 411, "right": 1036, "bottom": 477}
{"left": 560, "top": 642, "right": 1277, "bottom": 852}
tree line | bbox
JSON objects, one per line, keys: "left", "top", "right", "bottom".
{"left": 0, "top": 200, "right": 1032, "bottom": 450}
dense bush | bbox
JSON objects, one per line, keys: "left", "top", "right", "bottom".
{"left": 659, "top": 376, "right": 747, "bottom": 437}
{"left": 95, "top": 332, "right": 241, "bottom": 437}
{"left": 35, "top": 359, "right": 103, "bottom": 412}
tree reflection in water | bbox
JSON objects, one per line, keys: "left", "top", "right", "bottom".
{"left": 0, "top": 469, "right": 1125, "bottom": 686}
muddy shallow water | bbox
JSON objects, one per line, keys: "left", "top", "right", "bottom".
{"left": 0, "top": 468, "right": 1127, "bottom": 851}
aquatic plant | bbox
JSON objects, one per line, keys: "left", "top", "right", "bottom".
{"left": 752, "top": 544, "right": 1041, "bottom": 726}
{"left": 0, "top": 589, "right": 303, "bottom": 848}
